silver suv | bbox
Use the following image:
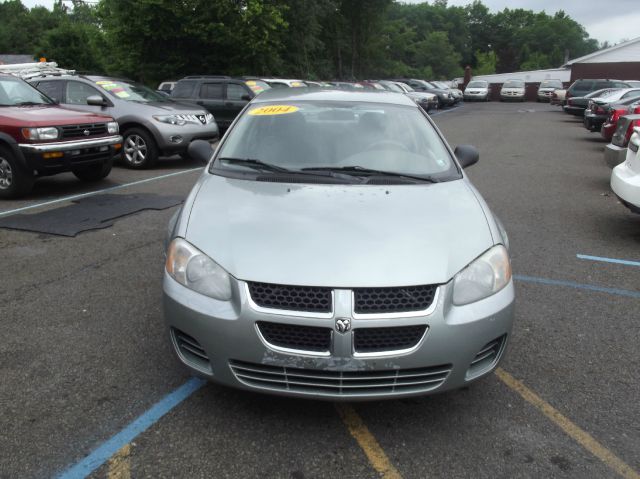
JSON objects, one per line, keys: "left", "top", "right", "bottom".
{"left": 31, "top": 75, "right": 219, "bottom": 168}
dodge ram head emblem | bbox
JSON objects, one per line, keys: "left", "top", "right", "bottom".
{"left": 83, "top": 129, "right": 90, "bottom": 136}
{"left": 335, "top": 317, "right": 351, "bottom": 333}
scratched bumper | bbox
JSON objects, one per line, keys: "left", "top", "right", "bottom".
{"left": 163, "top": 273, "right": 515, "bottom": 400}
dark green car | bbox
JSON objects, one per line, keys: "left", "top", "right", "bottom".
{"left": 171, "top": 76, "right": 271, "bottom": 130}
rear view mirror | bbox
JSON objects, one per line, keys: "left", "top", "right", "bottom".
{"left": 454, "top": 145, "right": 479, "bottom": 168}
{"left": 86, "top": 95, "right": 107, "bottom": 106}
{"left": 188, "top": 139, "right": 215, "bottom": 164}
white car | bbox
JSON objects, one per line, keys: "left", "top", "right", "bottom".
{"left": 537, "top": 79, "right": 563, "bottom": 102}
{"left": 262, "top": 78, "right": 307, "bottom": 88}
{"left": 500, "top": 79, "right": 525, "bottom": 101}
{"left": 611, "top": 127, "right": 640, "bottom": 213}
{"left": 464, "top": 80, "right": 490, "bottom": 101}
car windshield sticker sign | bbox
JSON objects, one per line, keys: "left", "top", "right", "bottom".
{"left": 249, "top": 105, "right": 299, "bottom": 116}
{"left": 96, "top": 82, "right": 131, "bottom": 98}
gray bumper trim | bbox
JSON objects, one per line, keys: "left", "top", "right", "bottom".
{"left": 19, "top": 135, "right": 122, "bottom": 152}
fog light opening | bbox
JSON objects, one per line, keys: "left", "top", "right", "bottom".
{"left": 169, "top": 135, "right": 183, "bottom": 144}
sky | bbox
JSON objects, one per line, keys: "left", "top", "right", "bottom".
{"left": 16, "top": 0, "right": 640, "bottom": 47}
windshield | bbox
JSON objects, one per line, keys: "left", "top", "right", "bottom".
{"left": 467, "top": 81, "right": 487, "bottom": 88}
{"left": 213, "top": 101, "right": 460, "bottom": 182}
{"left": 245, "top": 80, "right": 270, "bottom": 94}
{"left": 540, "top": 80, "right": 562, "bottom": 88}
{"left": 379, "top": 81, "right": 404, "bottom": 93}
{"left": 95, "top": 79, "right": 170, "bottom": 102}
{"left": 0, "top": 76, "right": 53, "bottom": 106}
{"left": 433, "top": 81, "right": 450, "bottom": 89}
{"left": 503, "top": 80, "right": 524, "bottom": 88}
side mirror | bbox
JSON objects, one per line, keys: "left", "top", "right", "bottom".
{"left": 241, "top": 94, "right": 251, "bottom": 101}
{"left": 454, "top": 145, "right": 479, "bottom": 168}
{"left": 188, "top": 139, "right": 215, "bottom": 164}
{"left": 87, "top": 95, "right": 107, "bottom": 106}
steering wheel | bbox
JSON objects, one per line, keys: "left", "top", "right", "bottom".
{"left": 365, "top": 139, "right": 409, "bottom": 151}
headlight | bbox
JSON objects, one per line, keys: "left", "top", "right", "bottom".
{"left": 165, "top": 237, "right": 232, "bottom": 300}
{"left": 205, "top": 113, "right": 214, "bottom": 124}
{"left": 107, "top": 121, "right": 119, "bottom": 134}
{"left": 153, "top": 114, "right": 187, "bottom": 126}
{"left": 452, "top": 245, "right": 511, "bottom": 306}
{"left": 22, "top": 127, "right": 59, "bottom": 140}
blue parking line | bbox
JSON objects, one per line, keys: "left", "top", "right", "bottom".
{"left": 577, "top": 254, "right": 640, "bottom": 268}
{"left": 514, "top": 274, "right": 640, "bottom": 299}
{"left": 0, "top": 168, "right": 202, "bottom": 219}
{"left": 56, "top": 377, "right": 206, "bottom": 479}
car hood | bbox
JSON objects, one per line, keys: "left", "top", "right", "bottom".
{"left": 123, "top": 100, "right": 206, "bottom": 114}
{"left": 0, "top": 104, "right": 113, "bottom": 126}
{"left": 407, "top": 92, "right": 436, "bottom": 101}
{"left": 185, "top": 175, "right": 494, "bottom": 287}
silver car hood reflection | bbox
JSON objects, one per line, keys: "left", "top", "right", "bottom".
{"left": 186, "top": 174, "right": 494, "bottom": 287}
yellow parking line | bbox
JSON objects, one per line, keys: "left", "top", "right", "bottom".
{"left": 335, "top": 403, "right": 403, "bottom": 479}
{"left": 495, "top": 368, "right": 639, "bottom": 479}
{"left": 106, "top": 444, "right": 131, "bottom": 479}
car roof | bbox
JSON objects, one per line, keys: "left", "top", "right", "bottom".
{"left": 251, "top": 88, "right": 416, "bottom": 106}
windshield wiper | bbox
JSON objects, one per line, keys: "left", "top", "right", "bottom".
{"left": 218, "top": 157, "right": 294, "bottom": 173}
{"left": 217, "top": 157, "right": 357, "bottom": 182}
{"left": 301, "top": 165, "right": 440, "bottom": 183}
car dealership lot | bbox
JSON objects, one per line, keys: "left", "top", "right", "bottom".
{"left": 1, "top": 102, "right": 638, "bottom": 478}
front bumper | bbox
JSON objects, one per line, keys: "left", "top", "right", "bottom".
{"left": 611, "top": 156, "right": 640, "bottom": 212}
{"left": 163, "top": 274, "right": 515, "bottom": 400}
{"left": 537, "top": 91, "right": 554, "bottom": 101}
{"left": 150, "top": 121, "right": 219, "bottom": 154}
{"left": 463, "top": 92, "right": 488, "bottom": 101}
{"left": 584, "top": 113, "right": 607, "bottom": 131}
{"left": 563, "top": 105, "right": 585, "bottom": 116}
{"left": 604, "top": 143, "right": 627, "bottom": 168}
{"left": 19, "top": 135, "right": 122, "bottom": 175}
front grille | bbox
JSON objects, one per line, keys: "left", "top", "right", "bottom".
{"left": 247, "top": 282, "right": 332, "bottom": 313}
{"left": 172, "top": 328, "right": 211, "bottom": 373}
{"left": 61, "top": 123, "right": 107, "bottom": 139}
{"left": 466, "top": 335, "right": 506, "bottom": 378}
{"left": 353, "top": 285, "right": 437, "bottom": 314}
{"left": 354, "top": 325, "right": 427, "bottom": 353}
{"left": 229, "top": 360, "right": 451, "bottom": 396}
{"left": 257, "top": 321, "right": 331, "bottom": 353}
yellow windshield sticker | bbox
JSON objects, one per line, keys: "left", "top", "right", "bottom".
{"left": 246, "top": 80, "right": 256, "bottom": 85}
{"left": 115, "top": 90, "right": 130, "bottom": 98}
{"left": 248, "top": 105, "right": 299, "bottom": 116}
{"left": 95, "top": 81, "right": 111, "bottom": 85}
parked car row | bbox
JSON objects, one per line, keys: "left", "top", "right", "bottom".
{"left": 461, "top": 78, "right": 566, "bottom": 103}
{"left": 559, "top": 77, "right": 640, "bottom": 215}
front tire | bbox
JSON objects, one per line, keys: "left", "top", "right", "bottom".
{"left": 0, "top": 146, "right": 34, "bottom": 199}
{"left": 72, "top": 159, "right": 113, "bottom": 181}
{"left": 122, "top": 128, "right": 158, "bottom": 169}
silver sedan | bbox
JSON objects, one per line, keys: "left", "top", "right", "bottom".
{"left": 163, "top": 89, "right": 515, "bottom": 400}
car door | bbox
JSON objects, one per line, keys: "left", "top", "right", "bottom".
{"left": 196, "top": 82, "right": 226, "bottom": 126}
{"left": 63, "top": 80, "right": 113, "bottom": 116}
{"left": 224, "top": 82, "right": 252, "bottom": 126}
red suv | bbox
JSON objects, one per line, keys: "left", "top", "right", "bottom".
{"left": 0, "top": 73, "right": 122, "bottom": 198}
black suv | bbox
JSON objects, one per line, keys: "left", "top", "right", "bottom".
{"left": 171, "top": 76, "right": 271, "bottom": 129}
{"left": 566, "top": 79, "right": 630, "bottom": 101}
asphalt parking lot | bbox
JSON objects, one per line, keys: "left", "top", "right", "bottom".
{"left": 1, "top": 101, "right": 639, "bottom": 479}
